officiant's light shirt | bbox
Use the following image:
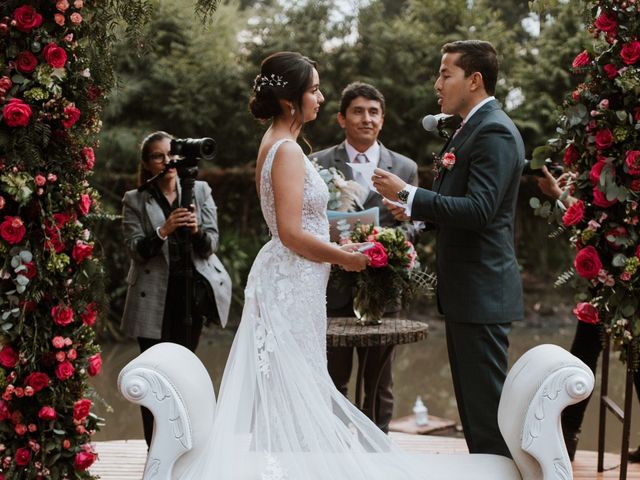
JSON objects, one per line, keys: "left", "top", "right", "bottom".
{"left": 345, "top": 141, "right": 380, "bottom": 191}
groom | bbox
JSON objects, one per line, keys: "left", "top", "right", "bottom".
{"left": 373, "top": 40, "right": 524, "bottom": 457}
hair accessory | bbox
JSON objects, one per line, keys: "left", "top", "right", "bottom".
{"left": 253, "top": 74, "right": 288, "bottom": 92}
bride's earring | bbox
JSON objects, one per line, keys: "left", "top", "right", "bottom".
{"left": 290, "top": 107, "right": 295, "bottom": 116}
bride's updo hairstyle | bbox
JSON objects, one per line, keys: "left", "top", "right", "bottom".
{"left": 249, "top": 51, "right": 317, "bottom": 120}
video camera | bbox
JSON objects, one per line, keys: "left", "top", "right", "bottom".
{"left": 169, "top": 137, "right": 216, "bottom": 168}
{"left": 522, "top": 158, "right": 563, "bottom": 178}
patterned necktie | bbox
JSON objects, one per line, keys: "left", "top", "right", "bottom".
{"left": 354, "top": 153, "right": 369, "bottom": 163}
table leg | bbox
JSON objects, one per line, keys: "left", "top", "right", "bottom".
{"left": 369, "top": 345, "right": 394, "bottom": 426}
{"left": 355, "top": 348, "right": 369, "bottom": 410}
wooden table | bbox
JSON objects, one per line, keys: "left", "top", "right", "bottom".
{"left": 326, "top": 317, "right": 429, "bottom": 423}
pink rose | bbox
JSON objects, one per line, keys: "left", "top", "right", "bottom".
{"left": 594, "top": 129, "right": 614, "bottom": 150}
{"left": 52, "top": 336, "right": 65, "bottom": 349}
{"left": 0, "top": 216, "right": 26, "bottom": 244}
{"left": 3, "top": 98, "right": 32, "bottom": 127}
{"left": 24, "top": 372, "right": 49, "bottom": 392}
{"left": 0, "top": 345, "right": 18, "bottom": 369}
{"left": 67, "top": 348, "right": 77, "bottom": 360}
{"left": 34, "top": 174, "right": 46, "bottom": 187}
{"left": 603, "top": 63, "right": 619, "bottom": 79}
{"left": 442, "top": 152, "right": 456, "bottom": 170}
{"left": 13, "top": 5, "right": 43, "bottom": 33}
{"left": 573, "top": 302, "right": 600, "bottom": 324}
{"left": 80, "top": 302, "right": 98, "bottom": 327}
{"left": 595, "top": 12, "right": 618, "bottom": 33}
{"left": 73, "top": 398, "right": 92, "bottom": 420}
{"left": 51, "top": 304, "right": 74, "bottom": 327}
{"left": 15, "top": 51, "right": 37, "bottom": 73}
{"left": 74, "top": 450, "right": 96, "bottom": 471}
{"left": 38, "top": 406, "right": 57, "bottom": 421}
{"left": 563, "top": 144, "right": 580, "bottom": 166}
{"left": 574, "top": 245, "right": 603, "bottom": 279}
{"left": 82, "top": 147, "right": 95, "bottom": 170}
{"left": 621, "top": 271, "right": 632, "bottom": 281}
{"left": 62, "top": 104, "right": 81, "bottom": 129}
{"left": 78, "top": 193, "right": 91, "bottom": 215}
{"left": 599, "top": 99, "right": 609, "bottom": 110}
{"left": 54, "top": 13, "right": 65, "bottom": 26}
{"left": 572, "top": 50, "right": 591, "bottom": 68}
{"left": 14, "top": 447, "right": 30, "bottom": 466}
{"left": 55, "top": 351, "right": 66, "bottom": 362}
{"left": 55, "top": 361, "right": 75, "bottom": 381}
{"left": 74, "top": 0, "right": 84, "bottom": 7}
{"left": 15, "top": 423, "right": 27, "bottom": 435}
{"left": 70, "top": 12, "right": 83, "bottom": 25}
{"left": 621, "top": 41, "right": 640, "bottom": 65}
{"left": 562, "top": 200, "right": 585, "bottom": 227}
{"left": 72, "top": 241, "right": 93, "bottom": 263}
{"left": 626, "top": 150, "right": 640, "bottom": 176}
{"left": 592, "top": 186, "right": 618, "bottom": 208}
{"left": 364, "top": 241, "right": 388, "bottom": 268}
{"left": 87, "top": 352, "right": 102, "bottom": 376}
{"left": 0, "top": 77, "right": 12, "bottom": 92}
{"left": 56, "top": 0, "right": 69, "bottom": 12}
{"left": 43, "top": 43, "right": 67, "bottom": 69}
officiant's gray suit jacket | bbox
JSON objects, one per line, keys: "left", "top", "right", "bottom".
{"left": 412, "top": 100, "right": 525, "bottom": 325}
{"left": 311, "top": 141, "right": 419, "bottom": 311}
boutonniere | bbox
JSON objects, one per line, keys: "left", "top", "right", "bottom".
{"left": 432, "top": 149, "right": 457, "bottom": 180}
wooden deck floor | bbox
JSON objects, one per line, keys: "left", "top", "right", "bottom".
{"left": 91, "top": 435, "right": 640, "bottom": 479}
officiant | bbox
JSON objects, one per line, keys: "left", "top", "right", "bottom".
{"left": 311, "top": 82, "right": 419, "bottom": 433}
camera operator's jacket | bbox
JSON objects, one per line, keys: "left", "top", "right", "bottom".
{"left": 121, "top": 180, "right": 232, "bottom": 339}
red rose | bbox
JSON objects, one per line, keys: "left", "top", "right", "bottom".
{"left": 55, "top": 360, "right": 75, "bottom": 381}
{"left": 3, "top": 98, "right": 32, "bottom": 127}
{"left": 24, "top": 372, "right": 49, "bottom": 392}
{"left": 0, "top": 76, "right": 12, "bottom": 91}
{"left": 13, "top": 5, "right": 43, "bottom": 33}
{"left": 563, "top": 144, "right": 580, "bottom": 166}
{"left": 595, "top": 12, "right": 618, "bottom": 33}
{"left": 87, "top": 352, "right": 102, "bottom": 376}
{"left": 572, "top": 50, "right": 591, "bottom": 68}
{"left": 78, "top": 193, "right": 91, "bottom": 215}
{"left": 53, "top": 212, "right": 72, "bottom": 226}
{"left": 62, "top": 103, "right": 81, "bottom": 129}
{"left": 574, "top": 245, "right": 603, "bottom": 279}
{"left": 16, "top": 51, "right": 37, "bottom": 73}
{"left": 73, "top": 398, "right": 92, "bottom": 420}
{"left": 51, "top": 305, "right": 74, "bottom": 327}
{"left": 22, "top": 261, "right": 37, "bottom": 280}
{"left": 38, "top": 406, "right": 57, "bottom": 421}
{"left": 82, "top": 147, "right": 95, "bottom": 170}
{"left": 80, "top": 302, "right": 98, "bottom": 327}
{"left": 363, "top": 241, "right": 388, "bottom": 268}
{"left": 605, "top": 226, "right": 627, "bottom": 250}
{"left": 631, "top": 179, "right": 640, "bottom": 192}
{"left": 0, "top": 399, "right": 10, "bottom": 421}
{"left": 589, "top": 158, "right": 606, "bottom": 185}
{"left": 74, "top": 451, "right": 96, "bottom": 471}
{"left": 72, "top": 241, "right": 93, "bottom": 264}
{"left": 14, "top": 447, "right": 31, "bottom": 466}
{"left": 42, "top": 43, "right": 67, "bottom": 69}
{"left": 0, "top": 345, "right": 18, "bottom": 369}
{"left": 592, "top": 186, "right": 618, "bottom": 208}
{"left": 594, "top": 129, "right": 614, "bottom": 150}
{"left": 621, "top": 41, "right": 640, "bottom": 65}
{"left": 603, "top": 63, "right": 619, "bottom": 79}
{"left": 0, "top": 216, "right": 26, "bottom": 244}
{"left": 625, "top": 150, "right": 640, "bottom": 176}
{"left": 562, "top": 200, "right": 585, "bottom": 227}
{"left": 573, "top": 302, "right": 600, "bottom": 324}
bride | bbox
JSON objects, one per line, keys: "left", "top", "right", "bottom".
{"left": 180, "top": 51, "right": 428, "bottom": 479}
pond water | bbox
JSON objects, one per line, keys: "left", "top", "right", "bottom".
{"left": 90, "top": 298, "right": 640, "bottom": 455}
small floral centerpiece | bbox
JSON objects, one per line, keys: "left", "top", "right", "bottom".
{"left": 339, "top": 224, "right": 434, "bottom": 325}
{"left": 312, "top": 161, "right": 367, "bottom": 211}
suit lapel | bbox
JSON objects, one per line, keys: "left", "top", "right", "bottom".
{"left": 144, "top": 190, "right": 170, "bottom": 264}
{"left": 331, "top": 142, "right": 354, "bottom": 181}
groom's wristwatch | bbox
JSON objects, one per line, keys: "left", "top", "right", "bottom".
{"left": 397, "top": 187, "right": 410, "bottom": 204}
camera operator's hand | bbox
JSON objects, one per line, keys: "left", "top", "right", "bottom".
{"left": 158, "top": 207, "right": 197, "bottom": 237}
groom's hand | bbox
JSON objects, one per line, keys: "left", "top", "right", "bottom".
{"left": 372, "top": 168, "right": 406, "bottom": 201}
{"left": 382, "top": 199, "right": 411, "bottom": 222}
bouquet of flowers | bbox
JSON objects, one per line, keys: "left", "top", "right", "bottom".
{"left": 313, "top": 161, "right": 367, "bottom": 211}
{"left": 338, "top": 224, "right": 434, "bottom": 325}
{"left": 529, "top": 1, "right": 640, "bottom": 362}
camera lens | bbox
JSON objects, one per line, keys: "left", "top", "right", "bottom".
{"left": 170, "top": 138, "right": 216, "bottom": 161}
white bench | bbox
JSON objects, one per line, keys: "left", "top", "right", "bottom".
{"left": 118, "top": 343, "right": 594, "bottom": 479}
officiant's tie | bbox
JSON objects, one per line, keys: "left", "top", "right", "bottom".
{"left": 354, "top": 153, "right": 369, "bottom": 163}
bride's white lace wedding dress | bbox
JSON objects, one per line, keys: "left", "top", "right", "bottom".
{"left": 179, "top": 139, "right": 427, "bottom": 479}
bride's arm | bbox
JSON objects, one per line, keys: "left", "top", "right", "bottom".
{"left": 271, "top": 142, "right": 367, "bottom": 271}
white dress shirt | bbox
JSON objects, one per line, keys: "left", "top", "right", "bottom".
{"left": 345, "top": 142, "right": 380, "bottom": 191}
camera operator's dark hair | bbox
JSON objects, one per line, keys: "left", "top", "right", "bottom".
{"left": 249, "top": 51, "right": 317, "bottom": 121}
{"left": 441, "top": 40, "right": 499, "bottom": 96}
{"left": 138, "top": 131, "right": 174, "bottom": 187}
{"left": 339, "top": 82, "right": 385, "bottom": 117}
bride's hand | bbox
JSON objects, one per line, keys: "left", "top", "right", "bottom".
{"left": 340, "top": 250, "right": 369, "bottom": 272}
{"left": 339, "top": 243, "right": 369, "bottom": 253}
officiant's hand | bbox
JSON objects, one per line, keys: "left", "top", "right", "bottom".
{"left": 371, "top": 168, "right": 406, "bottom": 201}
{"left": 382, "top": 199, "right": 411, "bottom": 222}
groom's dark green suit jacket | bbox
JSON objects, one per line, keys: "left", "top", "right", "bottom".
{"left": 412, "top": 99, "right": 525, "bottom": 325}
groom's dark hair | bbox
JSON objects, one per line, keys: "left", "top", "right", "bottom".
{"left": 442, "top": 40, "right": 498, "bottom": 95}
{"left": 339, "top": 82, "right": 385, "bottom": 117}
